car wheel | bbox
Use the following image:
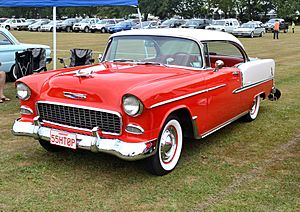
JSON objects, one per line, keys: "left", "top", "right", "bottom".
{"left": 84, "top": 26, "right": 89, "bottom": 33}
{"left": 7, "top": 65, "right": 17, "bottom": 82}
{"left": 50, "top": 27, "right": 53, "bottom": 32}
{"left": 259, "top": 32, "right": 263, "bottom": 37}
{"left": 66, "top": 26, "right": 71, "bottom": 32}
{"left": 101, "top": 27, "right": 106, "bottom": 33}
{"left": 244, "top": 95, "right": 261, "bottom": 122}
{"left": 37, "top": 27, "right": 41, "bottom": 32}
{"left": 39, "top": 139, "right": 65, "bottom": 152}
{"left": 5, "top": 25, "right": 10, "bottom": 30}
{"left": 250, "top": 32, "right": 254, "bottom": 38}
{"left": 146, "top": 115, "right": 183, "bottom": 176}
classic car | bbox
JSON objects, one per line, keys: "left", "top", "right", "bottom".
{"left": 12, "top": 29, "right": 280, "bottom": 176}
{"left": 181, "top": 19, "right": 210, "bottom": 29}
{"left": 232, "top": 21, "right": 265, "bottom": 38}
{"left": 90, "top": 19, "right": 118, "bottom": 33}
{"left": 72, "top": 18, "right": 100, "bottom": 33}
{"left": 205, "top": 18, "right": 240, "bottom": 33}
{"left": 107, "top": 20, "right": 136, "bottom": 33}
{"left": 0, "top": 28, "right": 51, "bottom": 80}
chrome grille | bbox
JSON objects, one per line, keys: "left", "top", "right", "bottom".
{"left": 37, "top": 102, "right": 121, "bottom": 135}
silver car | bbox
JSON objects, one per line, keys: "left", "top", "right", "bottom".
{"left": 232, "top": 21, "right": 265, "bottom": 38}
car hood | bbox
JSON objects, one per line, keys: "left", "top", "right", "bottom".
{"left": 36, "top": 63, "right": 199, "bottom": 109}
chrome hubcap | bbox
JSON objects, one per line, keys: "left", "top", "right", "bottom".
{"left": 160, "top": 126, "right": 177, "bottom": 163}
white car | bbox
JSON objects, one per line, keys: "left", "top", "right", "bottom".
{"left": 0, "top": 19, "right": 25, "bottom": 30}
{"left": 232, "top": 21, "right": 265, "bottom": 38}
{"left": 90, "top": 19, "right": 118, "bottom": 33}
{"left": 205, "top": 19, "right": 240, "bottom": 33}
{"left": 40, "top": 21, "right": 62, "bottom": 32}
{"left": 73, "top": 18, "right": 100, "bottom": 32}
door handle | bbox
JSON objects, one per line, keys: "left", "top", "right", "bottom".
{"left": 232, "top": 71, "right": 239, "bottom": 75}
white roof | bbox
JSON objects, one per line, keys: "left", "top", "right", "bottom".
{"left": 110, "top": 28, "right": 244, "bottom": 49}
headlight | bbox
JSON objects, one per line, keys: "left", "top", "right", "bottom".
{"left": 123, "top": 95, "right": 143, "bottom": 117}
{"left": 16, "top": 83, "right": 31, "bottom": 100}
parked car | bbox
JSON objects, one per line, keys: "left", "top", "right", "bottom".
{"left": 132, "top": 21, "right": 158, "bottom": 29}
{"left": 263, "top": 18, "right": 289, "bottom": 33}
{"left": 28, "top": 19, "right": 50, "bottom": 31}
{"left": 232, "top": 21, "right": 265, "bottom": 38}
{"left": 0, "top": 18, "right": 25, "bottom": 30}
{"left": 72, "top": 18, "right": 100, "bottom": 32}
{"left": 107, "top": 20, "right": 136, "bottom": 33}
{"left": 0, "top": 18, "right": 8, "bottom": 23}
{"left": 159, "top": 19, "right": 186, "bottom": 28}
{"left": 56, "top": 18, "right": 81, "bottom": 32}
{"left": 205, "top": 18, "right": 240, "bottom": 33}
{"left": 40, "top": 20, "right": 62, "bottom": 32}
{"left": 12, "top": 28, "right": 280, "bottom": 176}
{"left": 16, "top": 19, "right": 37, "bottom": 31}
{"left": 0, "top": 28, "right": 51, "bottom": 80}
{"left": 181, "top": 19, "right": 210, "bottom": 29}
{"left": 90, "top": 19, "right": 118, "bottom": 33}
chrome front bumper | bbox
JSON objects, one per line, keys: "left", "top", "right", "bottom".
{"left": 12, "top": 117, "right": 157, "bottom": 161}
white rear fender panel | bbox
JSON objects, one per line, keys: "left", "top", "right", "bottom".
{"left": 238, "top": 59, "right": 275, "bottom": 87}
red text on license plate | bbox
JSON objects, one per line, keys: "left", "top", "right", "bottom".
{"left": 50, "top": 129, "right": 77, "bottom": 149}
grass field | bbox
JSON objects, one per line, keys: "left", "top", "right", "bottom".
{"left": 0, "top": 29, "right": 299, "bottom": 210}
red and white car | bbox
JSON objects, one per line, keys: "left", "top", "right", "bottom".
{"left": 12, "top": 29, "right": 280, "bottom": 175}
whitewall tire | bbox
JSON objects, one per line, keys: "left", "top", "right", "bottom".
{"left": 244, "top": 95, "right": 261, "bottom": 121}
{"left": 146, "top": 115, "right": 183, "bottom": 176}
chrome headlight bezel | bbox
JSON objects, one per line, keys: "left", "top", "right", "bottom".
{"left": 122, "top": 95, "right": 143, "bottom": 117}
{"left": 16, "top": 83, "right": 31, "bottom": 100}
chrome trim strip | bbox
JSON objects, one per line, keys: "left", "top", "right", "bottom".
{"left": 125, "top": 124, "right": 145, "bottom": 135}
{"left": 12, "top": 118, "right": 157, "bottom": 161}
{"left": 201, "top": 111, "right": 249, "bottom": 138}
{"left": 150, "top": 84, "right": 227, "bottom": 109}
{"left": 63, "top": 92, "right": 87, "bottom": 100}
{"left": 233, "top": 78, "right": 273, "bottom": 94}
{"left": 36, "top": 101, "right": 122, "bottom": 136}
{"left": 20, "top": 106, "right": 33, "bottom": 114}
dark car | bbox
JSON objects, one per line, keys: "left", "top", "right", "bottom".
{"left": 181, "top": 19, "right": 210, "bottom": 29}
{"left": 28, "top": 20, "right": 50, "bottom": 31}
{"left": 263, "top": 18, "right": 289, "bottom": 33}
{"left": 17, "top": 19, "right": 37, "bottom": 31}
{"left": 57, "top": 18, "right": 81, "bottom": 32}
{"left": 107, "top": 21, "right": 136, "bottom": 33}
{"left": 159, "top": 19, "right": 186, "bottom": 28}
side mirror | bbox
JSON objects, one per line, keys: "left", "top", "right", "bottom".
{"left": 98, "top": 53, "right": 103, "bottom": 63}
{"left": 214, "top": 60, "right": 224, "bottom": 72}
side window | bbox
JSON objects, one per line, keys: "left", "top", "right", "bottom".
{"left": 205, "top": 41, "right": 245, "bottom": 68}
{"left": 0, "top": 33, "right": 12, "bottom": 45}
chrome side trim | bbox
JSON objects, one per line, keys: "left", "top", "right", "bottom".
{"left": 12, "top": 118, "right": 157, "bottom": 161}
{"left": 150, "top": 84, "right": 227, "bottom": 109}
{"left": 36, "top": 101, "right": 122, "bottom": 136}
{"left": 201, "top": 111, "right": 249, "bottom": 138}
{"left": 233, "top": 78, "right": 273, "bottom": 94}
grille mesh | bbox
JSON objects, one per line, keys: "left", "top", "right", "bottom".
{"left": 37, "top": 102, "right": 121, "bottom": 134}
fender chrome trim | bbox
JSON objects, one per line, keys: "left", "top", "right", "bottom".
{"left": 233, "top": 78, "right": 273, "bottom": 94}
{"left": 150, "top": 84, "right": 227, "bottom": 109}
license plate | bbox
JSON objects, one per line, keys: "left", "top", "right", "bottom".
{"left": 50, "top": 129, "right": 77, "bottom": 149}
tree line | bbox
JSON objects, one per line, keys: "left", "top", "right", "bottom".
{"left": 0, "top": 0, "right": 299, "bottom": 22}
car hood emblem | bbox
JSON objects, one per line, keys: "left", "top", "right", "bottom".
{"left": 64, "top": 92, "right": 86, "bottom": 100}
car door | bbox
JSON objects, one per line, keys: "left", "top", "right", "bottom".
{"left": 201, "top": 41, "right": 245, "bottom": 132}
{"left": 0, "top": 31, "right": 16, "bottom": 73}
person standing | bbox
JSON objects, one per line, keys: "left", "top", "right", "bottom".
{"left": 273, "top": 20, "right": 280, "bottom": 39}
{"left": 291, "top": 21, "right": 295, "bottom": 33}
{"left": 0, "top": 71, "right": 10, "bottom": 103}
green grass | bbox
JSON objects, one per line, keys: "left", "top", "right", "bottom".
{"left": 0, "top": 29, "right": 299, "bottom": 210}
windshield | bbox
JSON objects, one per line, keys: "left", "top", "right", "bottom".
{"left": 212, "top": 20, "right": 225, "bottom": 26}
{"left": 104, "top": 36, "right": 203, "bottom": 68}
{"left": 241, "top": 23, "right": 255, "bottom": 28}
{"left": 186, "top": 20, "right": 201, "bottom": 25}
{"left": 116, "top": 22, "right": 128, "bottom": 26}
{"left": 97, "top": 20, "right": 109, "bottom": 24}
{"left": 162, "top": 19, "right": 174, "bottom": 26}
{"left": 80, "top": 19, "right": 90, "bottom": 23}
{"left": 4, "top": 19, "right": 12, "bottom": 23}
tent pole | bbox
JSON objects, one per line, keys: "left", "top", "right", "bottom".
{"left": 53, "top": 6, "right": 57, "bottom": 70}
{"left": 137, "top": 7, "right": 142, "bottom": 26}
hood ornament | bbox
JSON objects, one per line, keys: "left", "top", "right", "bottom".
{"left": 64, "top": 92, "right": 86, "bottom": 100}
{"left": 75, "top": 69, "right": 94, "bottom": 77}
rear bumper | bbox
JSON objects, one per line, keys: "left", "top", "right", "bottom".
{"left": 12, "top": 117, "right": 157, "bottom": 161}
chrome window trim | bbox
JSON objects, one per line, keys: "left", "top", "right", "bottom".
{"left": 233, "top": 78, "right": 273, "bottom": 94}
{"left": 150, "top": 84, "right": 227, "bottom": 108}
{"left": 36, "top": 101, "right": 122, "bottom": 136}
